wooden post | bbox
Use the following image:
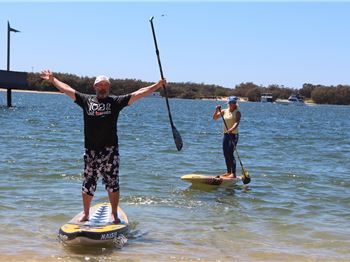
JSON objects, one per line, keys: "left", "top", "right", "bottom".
{"left": 6, "top": 21, "right": 20, "bottom": 107}
{"left": 7, "top": 21, "right": 11, "bottom": 107}
{"left": 7, "top": 89, "right": 12, "bottom": 107}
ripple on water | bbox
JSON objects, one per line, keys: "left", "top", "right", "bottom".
{"left": 0, "top": 95, "right": 349, "bottom": 261}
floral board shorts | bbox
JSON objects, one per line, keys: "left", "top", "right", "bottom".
{"left": 82, "top": 146, "right": 120, "bottom": 196}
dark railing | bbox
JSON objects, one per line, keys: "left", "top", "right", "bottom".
{"left": 0, "top": 70, "right": 28, "bottom": 107}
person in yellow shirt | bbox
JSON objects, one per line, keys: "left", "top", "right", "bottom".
{"left": 212, "top": 96, "right": 241, "bottom": 178}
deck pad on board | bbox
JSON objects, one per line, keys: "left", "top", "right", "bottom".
{"left": 181, "top": 174, "right": 241, "bottom": 186}
{"left": 58, "top": 202, "right": 129, "bottom": 246}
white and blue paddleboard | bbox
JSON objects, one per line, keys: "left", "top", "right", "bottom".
{"left": 181, "top": 174, "right": 241, "bottom": 186}
{"left": 58, "top": 202, "right": 129, "bottom": 246}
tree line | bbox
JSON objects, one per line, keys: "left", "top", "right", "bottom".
{"left": 24, "top": 72, "right": 350, "bottom": 105}
{"left": 25, "top": 72, "right": 232, "bottom": 99}
{"left": 231, "top": 82, "right": 350, "bottom": 105}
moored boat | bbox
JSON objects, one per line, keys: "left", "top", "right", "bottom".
{"left": 276, "top": 93, "right": 305, "bottom": 105}
{"left": 260, "top": 93, "right": 273, "bottom": 103}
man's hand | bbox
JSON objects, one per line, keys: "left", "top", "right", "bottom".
{"left": 157, "top": 78, "right": 167, "bottom": 88}
{"left": 40, "top": 70, "right": 54, "bottom": 83}
{"left": 216, "top": 105, "right": 222, "bottom": 111}
{"left": 39, "top": 70, "right": 76, "bottom": 100}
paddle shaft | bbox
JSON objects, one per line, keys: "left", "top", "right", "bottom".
{"left": 149, "top": 17, "right": 175, "bottom": 128}
{"left": 149, "top": 17, "right": 183, "bottom": 151}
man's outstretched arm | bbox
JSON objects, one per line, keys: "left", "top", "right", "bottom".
{"left": 40, "top": 70, "right": 76, "bottom": 100}
{"left": 128, "top": 79, "right": 166, "bottom": 105}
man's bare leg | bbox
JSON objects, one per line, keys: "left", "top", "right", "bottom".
{"left": 78, "top": 192, "right": 93, "bottom": 222}
{"left": 108, "top": 191, "right": 120, "bottom": 224}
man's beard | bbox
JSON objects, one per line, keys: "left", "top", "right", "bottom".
{"left": 96, "top": 90, "right": 109, "bottom": 99}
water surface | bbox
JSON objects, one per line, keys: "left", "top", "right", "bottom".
{"left": 0, "top": 91, "right": 349, "bottom": 261}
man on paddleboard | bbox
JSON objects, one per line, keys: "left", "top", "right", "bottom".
{"left": 40, "top": 70, "right": 166, "bottom": 223}
{"left": 212, "top": 96, "right": 241, "bottom": 178}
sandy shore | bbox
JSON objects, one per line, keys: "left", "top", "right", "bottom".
{"left": 1, "top": 89, "right": 249, "bottom": 101}
{"left": 202, "top": 96, "right": 248, "bottom": 102}
{"left": 0, "top": 88, "right": 62, "bottom": 95}
{"left": 0, "top": 89, "right": 317, "bottom": 105}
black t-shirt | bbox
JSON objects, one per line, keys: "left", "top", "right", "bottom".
{"left": 75, "top": 91, "right": 131, "bottom": 150}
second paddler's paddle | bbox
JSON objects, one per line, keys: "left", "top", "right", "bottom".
{"left": 149, "top": 16, "right": 183, "bottom": 151}
{"left": 218, "top": 107, "right": 251, "bottom": 184}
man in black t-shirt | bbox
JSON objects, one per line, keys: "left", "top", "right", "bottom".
{"left": 40, "top": 70, "right": 166, "bottom": 223}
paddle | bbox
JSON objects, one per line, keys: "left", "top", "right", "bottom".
{"left": 218, "top": 107, "right": 251, "bottom": 184}
{"left": 149, "top": 16, "right": 183, "bottom": 151}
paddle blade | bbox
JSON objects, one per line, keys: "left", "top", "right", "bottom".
{"left": 242, "top": 169, "right": 251, "bottom": 184}
{"left": 172, "top": 125, "right": 183, "bottom": 151}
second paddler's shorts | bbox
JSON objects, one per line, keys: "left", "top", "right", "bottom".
{"left": 82, "top": 146, "right": 120, "bottom": 196}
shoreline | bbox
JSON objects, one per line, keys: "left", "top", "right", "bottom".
{"left": 0, "top": 88, "right": 62, "bottom": 95}
{"left": 0, "top": 89, "right": 248, "bottom": 101}
{"left": 0, "top": 89, "right": 329, "bottom": 106}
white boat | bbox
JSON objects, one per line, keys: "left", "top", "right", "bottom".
{"left": 276, "top": 94, "right": 305, "bottom": 105}
{"left": 275, "top": 99, "right": 289, "bottom": 105}
{"left": 287, "top": 94, "right": 305, "bottom": 105}
{"left": 260, "top": 93, "right": 273, "bottom": 103}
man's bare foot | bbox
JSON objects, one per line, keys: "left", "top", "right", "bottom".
{"left": 221, "top": 172, "right": 231, "bottom": 178}
{"left": 78, "top": 213, "right": 89, "bottom": 222}
{"left": 226, "top": 173, "right": 236, "bottom": 178}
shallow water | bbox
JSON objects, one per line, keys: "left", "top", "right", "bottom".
{"left": 0, "top": 91, "right": 349, "bottom": 261}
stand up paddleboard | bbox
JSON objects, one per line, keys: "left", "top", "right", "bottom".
{"left": 58, "top": 202, "right": 129, "bottom": 246}
{"left": 181, "top": 174, "right": 241, "bottom": 186}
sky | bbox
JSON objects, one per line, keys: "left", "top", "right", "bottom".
{"left": 0, "top": 1, "right": 349, "bottom": 89}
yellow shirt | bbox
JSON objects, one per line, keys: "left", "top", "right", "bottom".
{"left": 222, "top": 108, "right": 239, "bottom": 134}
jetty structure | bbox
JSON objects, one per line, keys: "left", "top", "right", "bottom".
{"left": 1, "top": 21, "right": 27, "bottom": 107}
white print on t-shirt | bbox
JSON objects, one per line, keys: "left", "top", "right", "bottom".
{"left": 87, "top": 99, "right": 112, "bottom": 116}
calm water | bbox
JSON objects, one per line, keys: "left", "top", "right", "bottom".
{"left": 0, "top": 91, "right": 349, "bottom": 262}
